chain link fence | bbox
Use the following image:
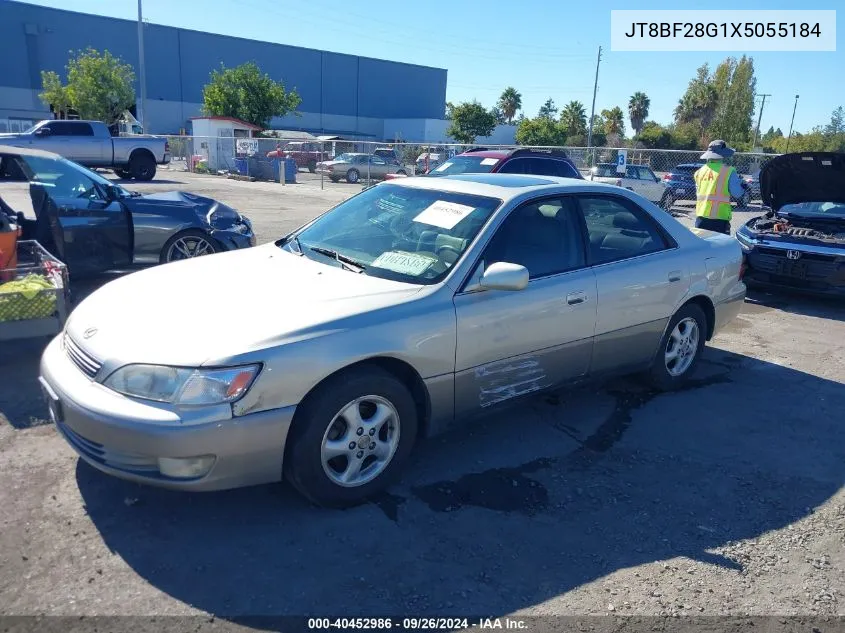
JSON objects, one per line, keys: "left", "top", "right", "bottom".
{"left": 160, "top": 135, "right": 776, "bottom": 207}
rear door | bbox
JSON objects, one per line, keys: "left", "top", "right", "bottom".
{"left": 21, "top": 154, "right": 132, "bottom": 275}
{"left": 631, "top": 166, "right": 665, "bottom": 203}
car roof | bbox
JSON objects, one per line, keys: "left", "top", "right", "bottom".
{"left": 675, "top": 163, "right": 703, "bottom": 169}
{"left": 457, "top": 150, "right": 509, "bottom": 159}
{"left": 0, "top": 144, "right": 60, "bottom": 159}
{"left": 379, "top": 172, "right": 618, "bottom": 199}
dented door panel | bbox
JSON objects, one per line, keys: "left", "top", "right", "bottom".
{"left": 453, "top": 268, "right": 598, "bottom": 418}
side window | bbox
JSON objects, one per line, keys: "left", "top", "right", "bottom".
{"left": 576, "top": 195, "right": 670, "bottom": 265}
{"left": 70, "top": 122, "right": 94, "bottom": 136}
{"left": 637, "top": 166, "right": 657, "bottom": 181}
{"left": 554, "top": 160, "right": 580, "bottom": 179}
{"left": 625, "top": 166, "right": 639, "bottom": 179}
{"left": 481, "top": 197, "right": 586, "bottom": 279}
{"left": 48, "top": 122, "right": 74, "bottom": 136}
{"left": 523, "top": 158, "right": 558, "bottom": 177}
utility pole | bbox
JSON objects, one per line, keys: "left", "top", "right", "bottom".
{"left": 786, "top": 94, "right": 799, "bottom": 153}
{"left": 137, "top": 0, "right": 148, "bottom": 132}
{"left": 752, "top": 93, "right": 771, "bottom": 149}
{"left": 586, "top": 45, "right": 602, "bottom": 151}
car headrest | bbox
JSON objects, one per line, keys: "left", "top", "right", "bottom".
{"left": 613, "top": 211, "right": 640, "bottom": 230}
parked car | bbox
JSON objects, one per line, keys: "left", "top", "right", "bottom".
{"left": 662, "top": 163, "right": 751, "bottom": 208}
{"left": 40, "top": 173, "right": 745, "bottom": 507}
{"left": 0, "top": 119, "right": 170, "bottom": 181}
{"left": 588, "top": 163, "right": 670, "bottom": 207}
{"left": 0, "top": 145, "right": 254, "bottom": 277}
{"left": 386, "top": 148, "right": 583, "bottom": 181}
{"left": 280, "top": 142, "right": 331, "bottom": 173}
{"left": 736, "top": 151, "right": 845, "bottom": 296}
{"left": 316, "top": 153, "right": 405, "bottom": 183}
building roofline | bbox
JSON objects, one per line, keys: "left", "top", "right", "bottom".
{"left": 188, "top": 116, "right": 262, "bottom": 130}
{"left": 3, "top": 0, "right": 448, "bottom": 74}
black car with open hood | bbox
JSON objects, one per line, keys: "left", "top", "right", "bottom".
{"left": 735, "top": 152, "right": 845, "bottom": 296}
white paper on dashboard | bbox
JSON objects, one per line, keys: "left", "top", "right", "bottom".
{"left": 413, "top": 200, "right": 476, "bottom": 230}
{"left": 480, "top": 158, "right": 498, "bottom": 166}
{"left": 371, "top": 251, "right": 437, "bottom": 276}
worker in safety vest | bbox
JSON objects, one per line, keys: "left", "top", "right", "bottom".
{"left": 693, "top": 139, "right": 746, "bottom": 235}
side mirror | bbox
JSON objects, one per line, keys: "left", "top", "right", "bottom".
{"left": 104, "top": 184, "right": 122, "bottom": 201}
{"left": 479, "top": 262, "right": 529, "bottom": 291}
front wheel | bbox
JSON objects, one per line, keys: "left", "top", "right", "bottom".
{"left": 396, "top": 169, "right": 407, "bottom": 176}
{"left": 307, "top": 161, "right": 317, "bottom": 173}
{"left": 346, "top": 169, "right": 359, "bottom": 184}
{"left": 160, "top": 229, "right": 220, "bottom": 264}
{"left": 114, "top": 167, "right": 132, "bottom": 180}
{"left": 284, "top": 366, "right": 418, "bottom": 508}
{"left": 660, "top": 192, "right": 676, "bottom": 211}
{"left": 647, "top": 303, "right": 707, "bottom": 390}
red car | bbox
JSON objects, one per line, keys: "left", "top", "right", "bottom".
{"left": 384, "top": 148, "right": 583, "bottom": 180}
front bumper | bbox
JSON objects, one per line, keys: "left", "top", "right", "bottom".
{"left": 738, "top": 234, "right": 845, "bottom": 297}
{"left": 39, "top": 335, "right": 295, "bottom": 491}
{"left": 213, "top": 217, "right": 256, "bottom": 250}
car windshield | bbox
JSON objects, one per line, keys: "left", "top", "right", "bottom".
{"left": 334, "top": 154, "right": 358, "bottom": 162}
{"left": 427, "top": 156, "right": 500, "bottom": 177}
{"left": 779, "top": 202, "right": 845, "bottom": 218}
{"left": 592, "top": 164, "right": 619, "bottom": 178}
{"left": 17, "top": 154, "right": 129, "bottom": 198}
{"left": 281, "top": 183, "right": 502, "bottom": 284}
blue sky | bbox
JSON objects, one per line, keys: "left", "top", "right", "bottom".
{"left": 22, "top": 0, "right": 844, "bottom": 135}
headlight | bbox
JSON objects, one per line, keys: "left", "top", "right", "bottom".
{"left": 104, "top": 364, "right": 260, "bottom": 405}
{"left": 206, "top": 203, "right": 240, "bottom": 226}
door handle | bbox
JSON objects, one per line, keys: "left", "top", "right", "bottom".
{"left": 566, "top": 291, "right": 588, "bottom": 305}
{"left": 668, "top": 270, "right": 682, "bottom": 282}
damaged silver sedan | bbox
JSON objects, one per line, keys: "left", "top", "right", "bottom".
{"left": 40, "top": 173, "right": 746, "bottom": 507}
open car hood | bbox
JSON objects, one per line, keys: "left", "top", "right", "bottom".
{"left": 760, "top": 152, "right": 845, "bottom": 211}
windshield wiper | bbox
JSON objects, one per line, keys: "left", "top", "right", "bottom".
{"left": 309, "top": 246, "right": 366, "bottom": 273}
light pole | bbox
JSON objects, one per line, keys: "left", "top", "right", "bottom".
{"left": 785, "top": 94, "right": 799, "bottom": 153}
{"left": 137, "top": 0, "right": 148, "bottom": 132}
{"left": 752, "top": 93, "right": 771, "bottom": 150}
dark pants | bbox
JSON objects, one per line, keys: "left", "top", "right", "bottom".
{"left": 695, "top": 216, "right": 731, "bottom": 235}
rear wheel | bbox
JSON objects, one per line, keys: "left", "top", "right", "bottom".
{"left": 284, "top": 366, "right": 418, "bottom": 508}
{"left": 160, "top": 229, "right": 220, "bottom": 264}
{"left": 647, "top": 303, "right": 707, "bottom": 390}
{"left": 307, "top": 160, "right": 317, "bottom": 173}
{"left": 114, "top": 167, "right": 132, "bottom": 180}
{"left": 129, "top": 152, "right": 156, "bottom": 181}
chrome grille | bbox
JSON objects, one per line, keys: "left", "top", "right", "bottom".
{"left": 64, "top": 334, "right": 102, "bottom": 379}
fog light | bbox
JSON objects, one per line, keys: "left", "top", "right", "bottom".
{"left": 157, "top": 455, "right": 215, "bottom": 479}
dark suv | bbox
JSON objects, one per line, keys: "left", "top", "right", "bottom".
{"left": 385, "top": 148, "right": 583, "bottom": 180}
{"left": 663, "top": 163, "right": 751, "bottom": 207}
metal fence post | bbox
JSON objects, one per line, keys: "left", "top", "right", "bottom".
{"left": 321, "top": 141, "right": 324, "bottom": 190}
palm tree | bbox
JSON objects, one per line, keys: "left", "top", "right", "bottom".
{"left": 601, "top": 106, "right": 626, "bottom": 136}
{"left": 560, "top": 101, "right": 587, "bottom": 135}
{"left": 628, "top": 92, "right": 650, "bottom": 137}
{"left": 497, "top": 87, "right": 522, "bottom": 124}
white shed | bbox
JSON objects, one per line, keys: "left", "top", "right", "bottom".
{"left": 188, "top": 116, "right": 262, "bottom": 171}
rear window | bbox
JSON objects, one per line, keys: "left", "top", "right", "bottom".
{"left": 675, "top": 165, "right": 699, "bottom": 174}
{"left": 428, "top": 155, "right": 500, "bottom": 176}
{"left": 592, "top": 164, "right": 621, "bottom": 178}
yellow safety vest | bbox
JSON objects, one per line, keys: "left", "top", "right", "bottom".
{"left": 694, "top": 161, "right": 735, "bottom": 221}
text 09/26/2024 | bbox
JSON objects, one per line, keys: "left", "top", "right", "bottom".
{"left": 610, "top": 9, "right": 837, "bottom": 52}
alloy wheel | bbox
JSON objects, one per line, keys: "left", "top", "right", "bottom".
{"left": 166, "top": 236, "right": 216, "bottom": 261}
{"left": 664, "top": 317, "right": 700, "bottom": 377}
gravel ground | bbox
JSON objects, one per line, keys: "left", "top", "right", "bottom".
{"left": 1, "top": 168, "right": 843, "bottom": 624}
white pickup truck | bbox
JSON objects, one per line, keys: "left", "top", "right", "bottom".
{"left": 0, "top": 119, "right": 170, "bottom": 181}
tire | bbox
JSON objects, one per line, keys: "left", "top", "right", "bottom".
{"left": 647, "top": 303, "right": 707, "bottom": 391}
{"left": 114, "top": 167, "right": 132, "bottom": 180}
{"left": 329, "top": 177, "right": 340, "bottom": 183}
{"left": 284, "top": 365, "right": 418, "bottom": 508}
{"left": 129, "top": 152, "right": 156, "bottom": 181}
{"left": 660, "top": 192, "right": 675, "bottom": 211}
{"left": 346, "top": 169, "right": 359, "bottom": 184}
{"left": 396, "top": 169, "right": 407, "bottom": 176}
{"left": 159, "top": 229, "right": 220, "bottom": 264}
{"left": 307, "top": 161, "right": 317, "bottom": 173}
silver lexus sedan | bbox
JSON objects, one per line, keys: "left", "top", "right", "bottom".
{"left": 39, "top": 173, "right": 746, "bottom": 507}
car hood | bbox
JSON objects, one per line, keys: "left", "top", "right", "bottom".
{"left": 760, "top": 152, "right": 845, "bottom": 211}
{"left": 64, "top": 244, "right": 422, "bottom": 367}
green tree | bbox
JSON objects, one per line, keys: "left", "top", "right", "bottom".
{"left": 446, "top": 100, "right": 497, "bottom": 144}
{"left": 559, "top": 101, "right": 587, "bottom": 135}
{"left": 538, "top": 98, "right": 558, "bottom": 120}
{"left": 588, "top": 114, "right": 607, "bottom": 146}
{"left": 708, "top": 56, "right": 756, "bottom": 145}
{"left": 635, "top": 121, "right": 672, "bottom": 149}
{"left": 515, "top": 117, "right": 567, "bottom": 146}
{"left": 674, "top": 63, "right": 718, "bottom": 142}
{"left": 667, "top": 122, "right": 700, "bottom": 149}
{"left": 38, "top": 71, "right": 72, "bottom": 119}
{"left": 445, "top": 102, "right": 455, "bottom": 120}
{"left": 497, "top": 87, "right": 522, "bottom": 124}
{"left": 601, "top": 106, "right": 626, "bottom": 137}
{"left": 490, "top": 106, "right": 507, "bottom": 125}
{"left": 761, "top": 126, "right": 783, "bottom": 144}
{"left": 628, "top": 92, "right": 650, "bottom": 137}
{"left": 202, "top": 61, "right": 301, "bottom": 128}
{"left": 824, "top": 106, "right": 845, "bottom": 135}
{"left": 39, "top": 48, "right": 136, "bottom": 124}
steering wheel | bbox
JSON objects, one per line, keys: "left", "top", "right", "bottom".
{"left": 436, "top": 243, "right": 461, "bottom": 266}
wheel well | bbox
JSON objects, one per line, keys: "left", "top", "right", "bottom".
{"left": 683, "top": 295, "right": 715, "bottom": 340}
{"left": 299, "top": 357, "right": 431, "bottom": 438}
{"left": 129, "top": 148, "right": 155, "bottom": 164}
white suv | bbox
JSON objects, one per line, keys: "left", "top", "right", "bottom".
{"left": 589, "top": 163, "right": 670, "bottom": 209}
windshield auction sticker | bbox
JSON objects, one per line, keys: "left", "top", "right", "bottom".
{"left": 413, "top": 201, "right": 476, "bottom": 229}
{"left": 610, "top": 10, "right": 835, "bottom": 51}
{"left": 372, "top": 251, "right": 438, "bottom": 276}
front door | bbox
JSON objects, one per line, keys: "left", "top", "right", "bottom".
{"left": 574, "top": 194, "right": 691, "bottom": 374}
{"left": 18, "top": 154, "right": 132, "bottom": 276}
{"left": 454, "top": 197, "right": 597, "bottom": 418}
